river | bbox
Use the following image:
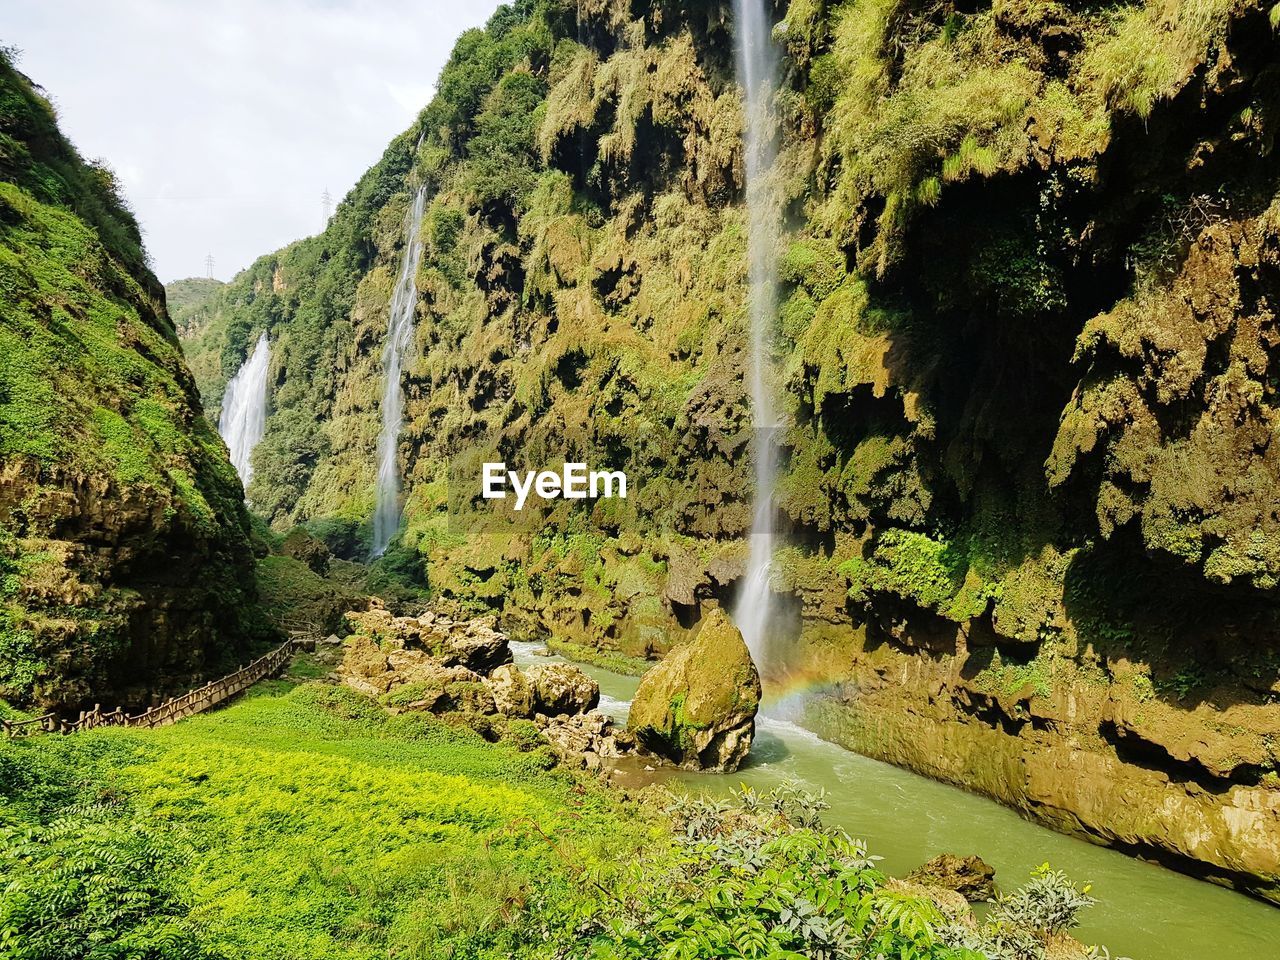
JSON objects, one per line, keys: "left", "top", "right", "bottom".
{"left": 512, "top": 642, "right": 1280, "bottom": 959}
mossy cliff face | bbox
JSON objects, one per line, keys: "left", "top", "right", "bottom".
{"left": 184, "top": 0, "right": 1280, "bottom": 894}
{"left": 0, "top": 55, "right": 260, "bottom": 708}
{"left": 181, "top": 0, "right": 762, "bottom": 658}
{"left": 767, "top": 0, "right": 1280, "bottom": 902}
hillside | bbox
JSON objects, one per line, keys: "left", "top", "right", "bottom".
{"left": 0, "top": 52, "right": 261, "bottom": 708}
{"left": 166, "top": 276, "right": 230, "bottom": 419}
{"left": 180, "top": 0, "right": 1280, "bottom": 900}
{"left": 166, "top": 276, "right": 225, "bottom": 335}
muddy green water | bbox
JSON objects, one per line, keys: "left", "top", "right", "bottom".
{"left": 513, "top": 643, "right": 1280, "bottom": 959}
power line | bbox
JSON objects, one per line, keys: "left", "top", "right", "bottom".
{"left": 322, "top": 187, "right": 332, "bottom": 225}
{"left": 204, "top": 253, "right": 214, "bottom": 279}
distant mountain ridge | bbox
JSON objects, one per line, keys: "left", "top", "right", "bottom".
{"left": 166, "top": 276, "right": 226, "bottom": 335}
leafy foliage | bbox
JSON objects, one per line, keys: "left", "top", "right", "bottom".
{"left": 0, "top": 803, "right": 214, "bottom": 960}
{"left": 568, "top": 785, "right": 979, "bottom": 960}
{"left": 991, "top": 864, "right": 1097, "bottom": 938}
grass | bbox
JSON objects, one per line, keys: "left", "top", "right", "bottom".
{"left": 0, "top": 680, "right": 659, "bottom": 959}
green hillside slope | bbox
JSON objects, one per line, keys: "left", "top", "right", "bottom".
{"left": 0, "top": 52, "right": 261, "bottom": 708}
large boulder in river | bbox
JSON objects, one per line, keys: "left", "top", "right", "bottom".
{"left": 526, "top": 663, "right": 600, "bottom": 715}
{"left": 627, "top": 608, "right": 760, "bottom": 771}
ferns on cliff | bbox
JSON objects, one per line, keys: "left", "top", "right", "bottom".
{"left": 1081, "top": 0, "right": 1240, "bottom": 119}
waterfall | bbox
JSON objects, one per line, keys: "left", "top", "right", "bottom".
{"left": 218, "top": 331, "right": 270, "bottom": 490}
{"left": 371, "top": 186, "right": 428, "bottom": 557}
{"left": 731, "top": 0, "right": 781, "bottom": 669}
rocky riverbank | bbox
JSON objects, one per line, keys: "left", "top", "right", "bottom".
{"left": 781, "top": 608, "right": 1280, "bottom": 905}
{"left": 333, "top": 603, "right": 767, "bottom": 774}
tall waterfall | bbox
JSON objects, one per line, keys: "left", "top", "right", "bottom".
{"left": 371, "top": 186, "right": 428, "bottom": 557}
{"left": 218, "top": 331, "right": 270, "bottom": 490}
{"left": 731, "top": 0, "right": 781, "bottom": 668}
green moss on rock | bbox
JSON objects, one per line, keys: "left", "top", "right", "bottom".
{"left": 0, "top": 53, "right": 262, "bottom": 708}
{"left": 628, "top": 607, "right": 760, "bottom": 771}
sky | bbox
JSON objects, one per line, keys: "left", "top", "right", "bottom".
{"left": 6, "top": 0, "right": 502, "bottom": 283}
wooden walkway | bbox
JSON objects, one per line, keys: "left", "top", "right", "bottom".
{"left": 2, "top": 638, "right": 301, "bottom": 738}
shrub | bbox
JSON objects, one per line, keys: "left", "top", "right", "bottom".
{"left": 567, "top": 785, "right": 981, "bottom": 960}
{"left": 991, "top": 864, "right": 1097, "bottom": 937}
{"left": 0, "top": 802, "right": 213, "bottom": 960}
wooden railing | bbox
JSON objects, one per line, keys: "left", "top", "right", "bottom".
{"left": 1, "top": 639, "right": 299, "bottom": 739}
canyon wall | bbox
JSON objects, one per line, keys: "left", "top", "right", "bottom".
{"left": 0, "top": 54, "right": 261, "bottom": 708}
{"left": 180, "top": 0, "right": 1280, "bottom": 897}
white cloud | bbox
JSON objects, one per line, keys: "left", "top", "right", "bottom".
{"left": 6, "top": 0, "right": 501, "bottom": 282}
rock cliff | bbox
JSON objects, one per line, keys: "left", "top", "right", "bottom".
{"left": 178, "top": 0, "right": 1280, "bottom": 897}
{"left": 0, "top": 53, "right": 261, "bottom": 708}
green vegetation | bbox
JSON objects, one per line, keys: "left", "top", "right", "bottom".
{"left": 166, "top": 277, "right": 226, "bottom": 332}
{"left": 972, "top": 650, "right": 1057, "bottom": 701}
{"left": 586, "top": 786, "right": 978, "bottom": 960}
{"left": 576, "top": 786, "right": 1115, "bottom": 960}
{"left": 0, "top": 51, "right": 259, "bottom": 707}
{"left": 4, "top": 0, "right": 1271, "bottom": 924}
{"left": 0, "top": 681, "right": 651, "bottom": 959}
{"left": 188, "top": 0, "right": 1275, "bottom": 672}
{"left": 0, "top": 678, "right": 1119, "bottom": 959}
{"left": 255, "top": 554, "right": 360, "bottom": 634}
{"left": 174, "top": 0, "right": 1280, "bottom": 859}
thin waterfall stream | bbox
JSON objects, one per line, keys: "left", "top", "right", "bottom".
{"left": 218, "top": 330, "right": 270, "bottom": 489}
{"left": 371, "top": 185, "right": 428, "bottom": 557}
{"left": 731, "top": 0, "right": 782, "bottom": 669}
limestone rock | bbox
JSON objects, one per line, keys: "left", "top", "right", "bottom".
{"left": 526, "top": 663, "right": 600, "bottom": 715}
{"left": 339, "top": 633, "right": 394, "bottom": 696}
{"left": 383, "top": 663, "right": 495, "bottom": 715}
{"left": 906, "top": 854, "right": 997, "bottom": 902}
{"left": 884, "top": 878, "right": 973, "bottom": 924}
{"left": 442, "top": 621, "right": 512, "bottom": 674}
{"left": 338, "top": 606, "right": 516, "bottom": 718}
{"left": 540, "top": 709, "right": 637, "bottom": 767}
{"left": 342, "top": 607, "right": 512, "bottom": 673}
{"left": 442, "top": 678, "right": 497, "bottom": 715}
{"left": 627, "top": 607, "right": 760, "bottom": 771}
{"left": 485, "top": 664, "right": 534, "bottom": 717}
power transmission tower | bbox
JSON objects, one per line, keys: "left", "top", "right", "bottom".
{"left": 322, "top": 187, "right": 332, "bottom": 224}
{"left": 204, "top": 253, "right": 214, "bottom": 279}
